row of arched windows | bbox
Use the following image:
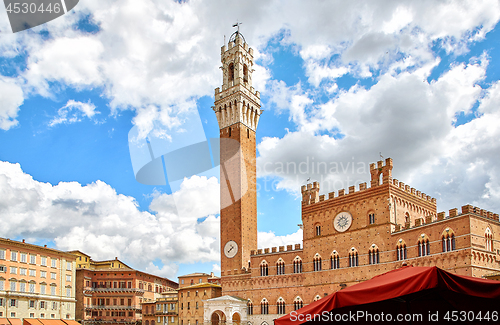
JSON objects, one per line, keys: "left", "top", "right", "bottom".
{"left": 257, "top": 228, "right": 496, "bottom": 275}
{"left": 248, "top": 297, "right": 307, "bottom": 315}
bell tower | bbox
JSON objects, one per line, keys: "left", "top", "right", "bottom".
{"left": 214, "top": 31, "right": 262, "bottom": 276}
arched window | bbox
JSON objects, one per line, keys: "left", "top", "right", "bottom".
{"left": 369, "top": 213, "right": 375, "bottom": 225}
{"left": 442, "top": 228, "right": 456, "bottom": 252}
{"left": 315, "top": 224, "right": 321, "bottom": 236}
{"left": 485, "top": 228, "right": 493, "bottom": 251}
{"left": 418, "top": 234, "right": 430, "bottom": 257}
{"left": 330, "top": 251, "right": 340, "bottom": 270}
{"left": 243, "top": 64, "right": 248, "bottom": 83}
{"left": 276, "top": 259, "right": 285, "bottom": 275}
{"left": 313, "top": 254, "right": 322, "bottom": 271}
{"left": 276, "top": 297, "right": 286, "bottom": 314}
{"left": 349, "top": 248, "right": 358, "bottom": 267}
{"left": 145, "top": 321, "right": 149, "bottom": 325}
{"left": 293, "top": 297, "right": 303, "bottom": 311}
{"left": 396, "top": 239, "right": 407, "bottom": 261}
{"left": 405, "top": 212, "right": 410, "bottom": 225}
{"left": 259, "top": 261, "right": 268, "bottom": 277}
{"left": 313, "top": 295, "right": 321, "bottom": 302}
{"left": 368, "top": 245, "right": 380, "bottom": 265}
{"left": 260, "top": 299, "right": 268, "bottom": 315}
{"left": 228, "top": 63, "right": 234, "bottom": 84}
{"left": 293, "top": 257, "right": 302, "bottom": 273}
{"left": 247, "top": 300, "right": 253, "bottom": 315}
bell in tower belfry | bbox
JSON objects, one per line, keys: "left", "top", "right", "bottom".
{"left": 216, "top": 28, "right": 262, "bottom": 276}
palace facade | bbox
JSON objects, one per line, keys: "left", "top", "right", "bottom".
{"left": 206, "top": 32, "right": 500, "bottom": 325}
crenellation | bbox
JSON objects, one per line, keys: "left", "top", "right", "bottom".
{"left": 359, "top": 182, "right": 367, "bottom": 191}
{"left": 252, "top": 244, "right": 303, "bottom": 257}
{"left": 437, "top": 212, "right": 446, "bottom": 220}
{"left": 393, "top": 179, "right": 399, "bottom": 186}
{"left": 328, "top": 192, "right": 335, "bottom": 199}
{"left": 411, "top": 188, "right": 416, "bottom": 195}
{"left": 338, "top": 189, "right": 345, "bottom": 196}
{"left": 449, "top": 208, "right": 458, "bottom": 218}
{"left": 462, "top": 205, "right": 473, "bottom": 214}
{"left": 319, "top": 194, "right": 325, "bottom": 202}
{"left": 405, "top": 185, "right": 410, "bottom": 192}
{"left": 349, "top": 185, "right": 355, "bottom": 194}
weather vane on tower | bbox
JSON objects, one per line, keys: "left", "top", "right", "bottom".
{"left": 233, "top": 21, "right": 242, "bottom": 34}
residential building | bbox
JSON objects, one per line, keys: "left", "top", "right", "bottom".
{"left": 178, "top": 274, "right": 220, "bottom": 288}
{"left": 178, "top": 282, "right": 221, "bottom": 325}
{"left": 71, "top": 252, "right": 178, "bottom": 325}
{"left": 141, "top": 290, "right": 178, "bottom": 325}
{"left": 0, "top": 238, "right": 77, "bottom": 322}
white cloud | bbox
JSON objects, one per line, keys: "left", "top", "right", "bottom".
{"left": 258, "top": 229, "right": 303, "bottom": 249}
{"left": 0, "top": 77, "right": 23, "bottom": 130}
{"left": 0, "top": 161, "right": 221, "bottom": 279}
{"left": 0, "top": 0, "right": 497, "bottom": 136}
{"left": 49, "top": 100, "right": 99, "bottom": 126}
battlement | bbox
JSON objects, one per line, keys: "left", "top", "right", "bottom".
{"left": 301, "top": 158, "right": 436, "bottom": 206}
{"left": 394, "top": 204, "right": 499, "bottom": 232}
{"left": 301, "top": 182, "right": 320, "bottom": 205}
{"left": 250, "top": 244, "right": 302, "bottom": 257}
{"left": 436, "top": 204, "right": 499, "bottom": 222}
{"left": 391, "top": 178, "right": 437, "bottom": 204}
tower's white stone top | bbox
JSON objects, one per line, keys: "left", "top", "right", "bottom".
{"left": 213, "top": 33, "right": 262, "bottom": 131}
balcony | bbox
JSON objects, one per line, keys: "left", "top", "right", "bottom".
{"left": 84, "top": 287, "right": 145, "bottom": 295}
{"left": 85, "top": 305, "right": 141, "bottom": 311}
{"left": 84, "top": 319, "right": 138, "bottom": 325}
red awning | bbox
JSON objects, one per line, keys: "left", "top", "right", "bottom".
{"left": 275, "top": 266, "right": 500, "bottom": 325}
{"left": 39, "top": 320, "right": 68, "bottom": 325}
{"left": 22, "top": 319, "right": 43, "bottom": 325}
{"left": 61, "top": 320, "right": 80, "bottom": 325}
{"left": 8, "top": 319, "right": 23, "bottom": 325}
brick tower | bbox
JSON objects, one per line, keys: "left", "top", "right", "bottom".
{"left": 213, "top": 31, "right": 262, "bottom": 275}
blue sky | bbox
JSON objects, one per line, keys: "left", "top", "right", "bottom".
{"left": 1, "top": 0, "right": 500, "bottom": 280}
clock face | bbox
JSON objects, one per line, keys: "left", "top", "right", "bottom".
{"left": 334, "top": 212, "right": 353, "bottom": 232}
{"left": 224, "top": 240, "right": 238, "bottom": 258}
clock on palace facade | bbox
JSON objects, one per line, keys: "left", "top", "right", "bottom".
{"left": 334, "top": 211, "right": 353, "bottom": 232}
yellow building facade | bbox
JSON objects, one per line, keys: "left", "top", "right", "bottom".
{"left": 0, "top": 238, "right": 77, "bottom": 321}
